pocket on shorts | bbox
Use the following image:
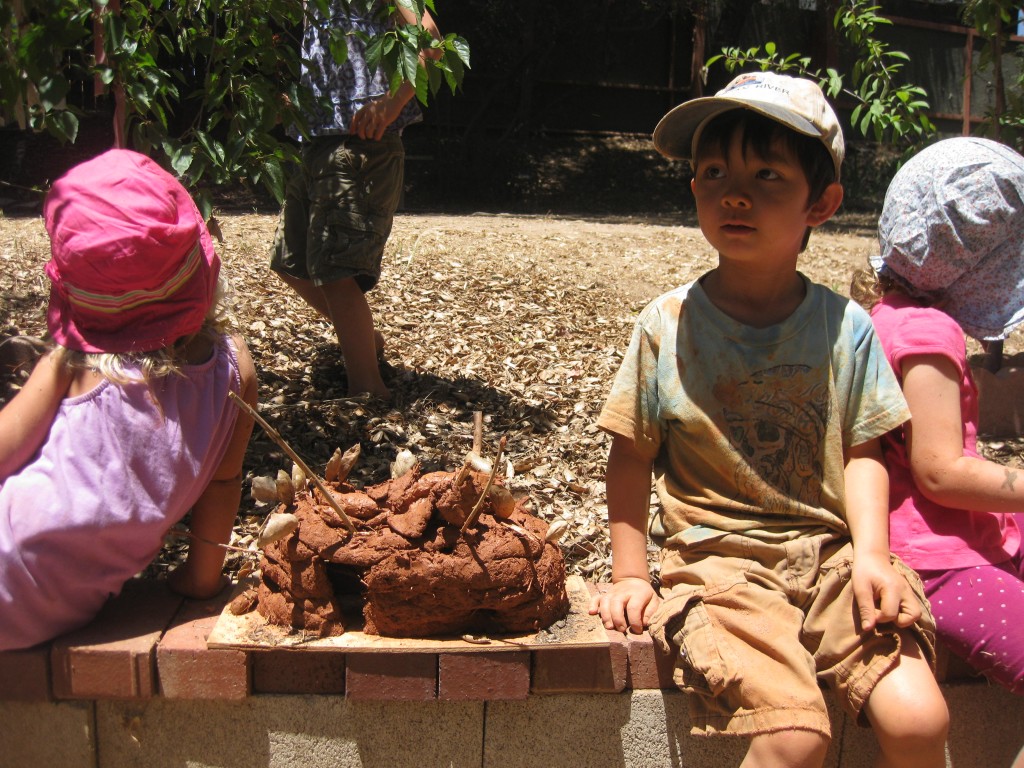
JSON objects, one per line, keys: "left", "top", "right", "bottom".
{"left": 658, "top": 577, "right": 747, "bottom": 696}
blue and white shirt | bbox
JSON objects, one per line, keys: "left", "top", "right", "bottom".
{"left": 298, "top": 0, "right": 422, "bottom": 137}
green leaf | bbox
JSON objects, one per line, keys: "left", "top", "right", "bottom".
{"left": 49, "top": 109, "right": 79, "bottom": 144}
{"left": 261, "top": 157, "right": 286, "bottom": 203}
{"left": 450, "top": 36, "right": 471, "bottom": 69}
{"left": 171, "top": 147, "right": 194, "bottom": 176}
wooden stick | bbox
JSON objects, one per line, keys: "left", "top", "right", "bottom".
{"left": 461, "top": 435, "right": 506, "bottom": 533}
{"left": 228, "top": 391, "right": 356, "bottom": 536}
{"left": 472, "top": 410, "right": 483, "bottom": 455}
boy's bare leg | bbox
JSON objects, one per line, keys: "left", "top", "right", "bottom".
{"left": 275, "top": 272, "right": 388, "bottom": 395}
{"left": 321, "top": 276, "right": 389, "bottom": 398}
{"left": 863, "top": 634, "right": 949, "bottom": 768}
{"left": 742, "top": 730, "right": 829, "bottom": 768}
{"left": 275, "top": 271, "right": 332, "bottom": 319}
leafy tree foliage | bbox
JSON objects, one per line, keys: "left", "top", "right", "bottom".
{"left": 708, "top": 1, "right": 936, "bottom": 153}
{"left": 1, "top": 0, "right": 469, "bottom": 215}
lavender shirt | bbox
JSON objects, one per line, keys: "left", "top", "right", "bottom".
{"left": 0, "top": 336, "right": 241, "bottom": 650}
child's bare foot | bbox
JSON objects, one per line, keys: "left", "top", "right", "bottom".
{"left": 346, "top": 370, "right": 391, "bottom": 400}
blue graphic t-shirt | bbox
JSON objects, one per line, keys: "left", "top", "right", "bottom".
{"left": 598, "top": 273, "right": 910, "bottom": 547}
{"left": 298, "top": 0, "right": 422, "bottom": 137}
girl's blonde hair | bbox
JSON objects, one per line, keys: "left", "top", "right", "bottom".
{"left": 849, "top": 265, "right": 900, "bottom": 312}
{"left": 52, "top": 274, "right": 235, "bottom": 386}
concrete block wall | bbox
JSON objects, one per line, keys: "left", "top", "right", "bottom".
{"left": 1, "top": 578, "right": 1022, "bottom": 768}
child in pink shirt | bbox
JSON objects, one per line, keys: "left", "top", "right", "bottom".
{"left": 855, "top": 136, "right": 1024, "bottom": 694}
{"left": 0, "top": 150, "right": 257, "bottom": 650}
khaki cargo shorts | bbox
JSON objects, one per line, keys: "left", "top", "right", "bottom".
{"left": 270, "top": 133, "right": 404, "bottom": 291}
{"left": 648, "top": 533, "right": 935, "bottom": 738}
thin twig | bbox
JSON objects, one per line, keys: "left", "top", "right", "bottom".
{"left": 461, "top": 435, "right": 506, "bottom": 533}
{"left": 228, "top": 391, "right": 356, "bottom": 536}
{"left": 168, "top": 528, "right": 258, "bottom": 555}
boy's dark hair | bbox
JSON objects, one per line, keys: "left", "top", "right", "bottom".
{"left": 692, "top": 110, "right": 838, "bottom": 249}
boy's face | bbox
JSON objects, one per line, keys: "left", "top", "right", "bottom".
{"left": 691, "top": 129, "right": 839, "bottom": 267}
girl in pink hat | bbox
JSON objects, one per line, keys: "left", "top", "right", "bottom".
{"left": 854, "top": 136, "right": 1024, "bottom": 696}
{"left": 0, "top": 149, "right": 257, "bottom": 651}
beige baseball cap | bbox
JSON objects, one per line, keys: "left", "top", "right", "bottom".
{"left": 653, "top": 72, "right": 845, "bottom": 179}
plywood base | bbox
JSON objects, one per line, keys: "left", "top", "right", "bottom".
{"left": 207, "top": 575, "right": 607, "bottom": 653}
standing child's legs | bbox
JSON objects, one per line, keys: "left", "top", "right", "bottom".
{"left": 321, "top": 276, "right": 389, "bottom": 398}
{"left": 274, "top": 272, "right": 389, "bottom": 398}
{"left": 861, "top": 630, "right": 949, "bottom": 768}
{"left": 271, "top": 134, "right": 403, "bottom": 399}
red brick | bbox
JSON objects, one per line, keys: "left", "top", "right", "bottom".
{"left": 345, "top": 653, "right": 437, "bottom": 701}
{"left": 0, "top": 644, "right": 52, "bottom": 702}
{"left": 438, "top": 651, "right": 530, "bottom": 701}
{"left": 531, "top": 630, "right": 628, "bottom": 694}
{"left": 157, "top": 594, "right": 249, "bottom": 700}
{"left": 626, "top": 631, "right": 677, "bottom": 690}
{"left": 253, "top": 650, "right": 345, "bottom": 695}
{"left": 51, "top": 579, "right": 183, "bottom": 699}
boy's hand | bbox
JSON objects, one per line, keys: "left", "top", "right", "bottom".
{"left": 851, "top": 551, "right": 920, "bottom": 632}
{"left": 350, "top": 94, "right": 408, "bottom": 141}
{"left": 588, "top": 577, "right": 661, "bottom": 634}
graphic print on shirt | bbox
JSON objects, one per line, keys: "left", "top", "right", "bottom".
{"left": 714, "top": 364, "right": 830, "bottom": 515}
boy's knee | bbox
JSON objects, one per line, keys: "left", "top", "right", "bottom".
{"left": 747, "top": 729, "right": 830, "bottom": 768}
{"left": 872, "top": 689, "right": 949, "bottom": 754}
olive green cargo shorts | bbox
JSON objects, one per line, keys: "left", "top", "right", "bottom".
{"left": 271, "top": 133, "right": 404, "bottom": 291}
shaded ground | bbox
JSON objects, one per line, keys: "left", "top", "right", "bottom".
{"left": 3, "top": 207, "right": 1023, "bottom": 585}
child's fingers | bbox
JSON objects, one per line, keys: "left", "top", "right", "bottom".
{"left": 852, "top": 580, "right": 879, "bottom": 632}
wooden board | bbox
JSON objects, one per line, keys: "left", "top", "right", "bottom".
{"left": 207, "top": 575, "right": 608, "bottom": 653}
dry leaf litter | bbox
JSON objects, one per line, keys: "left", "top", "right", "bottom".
{"left": 4, "top": 212, "right": 1024, "bottom": 589}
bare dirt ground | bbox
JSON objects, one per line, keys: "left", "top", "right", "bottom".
{"left": 2, "top": 210, "right": 1021, "bottom": 582}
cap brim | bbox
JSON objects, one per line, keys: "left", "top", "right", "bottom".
{"left": 653, "top": 96, "right": 821, "bottom": 160}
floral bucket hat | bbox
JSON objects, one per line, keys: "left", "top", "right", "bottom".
{"left": 875, "top": 136, "right": 1024, "bottom": 341}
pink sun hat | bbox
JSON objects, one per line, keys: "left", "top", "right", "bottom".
{"left": 43, "top": 149, "right": 219, "bottom": 354}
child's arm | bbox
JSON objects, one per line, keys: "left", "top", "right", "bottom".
{"left": 903, "top": 354, "right": 1024, "bottom": 511}
{"left": 0, "top": 351, "right": 73, "bottom": 481}
{"left": 167, "top": 337, "right": 257, "bottom": 600}
{"left": 588, "top": 434, "right": 661, "bottom": 634}
{"left": 845, "top": 438, "right": 921, "bottom": 632}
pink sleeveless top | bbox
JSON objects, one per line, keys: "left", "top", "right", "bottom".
{"left": 0, "top": 336, "right": 241, "bottom": 650}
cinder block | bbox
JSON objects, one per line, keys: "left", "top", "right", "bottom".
{"left": 0, "top": 700, "right": 95, "bottom": 768}
{"left": 438, "top": 651, "right": 530, "bottom": 701}
{"left": 345, "top": 653, "right": 437, "bottom": 701}
{"left": 157, "top": 593, "right": 249, "bottom": 700}
{"left": 0, "top": 644, "right": 52, "bottom": 701}
{"left": 51, "top": 579, "right": 183, "bottom": 700}
{"left": 252, "top": 650, "right": 345, "bottom": 694}
{"left": 531, "top": 632, "right": 628, "bottom": 694}
{"left": 626, "top": 631, "right": 677, "bottom": 690}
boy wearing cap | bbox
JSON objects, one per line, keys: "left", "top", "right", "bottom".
{"left": 590, "top": 73, "right": 949, "bottom": 767}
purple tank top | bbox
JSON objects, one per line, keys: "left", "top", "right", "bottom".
{"left": 0, "top": 336, "right": 241, "bottom": 649}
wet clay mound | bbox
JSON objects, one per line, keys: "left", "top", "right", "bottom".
{"left": 248, "top": 459, "right": 570, "bottom": 639}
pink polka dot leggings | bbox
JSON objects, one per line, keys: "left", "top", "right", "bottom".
{"left": 918, "top": 535, "right": 1024, "bottom": 695}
